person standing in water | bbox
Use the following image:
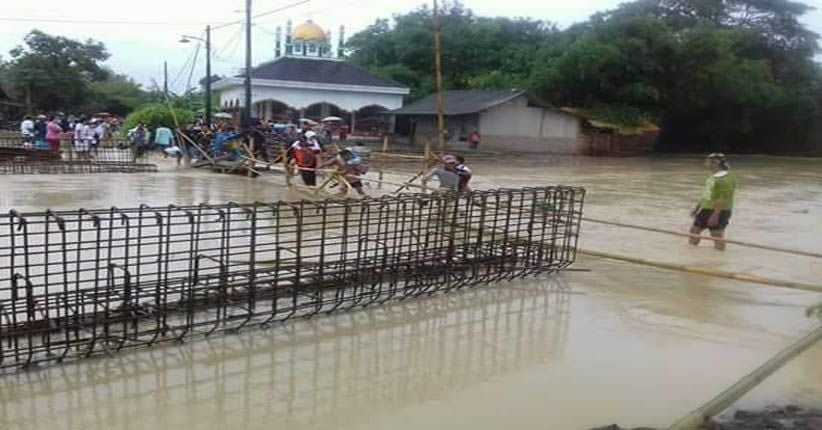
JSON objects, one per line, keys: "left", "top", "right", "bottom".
{"left": 422, "top": 155, "right": 460, "bottom": 192}
{"left": 690, "top": 153, "right": 736, "bottom": 251}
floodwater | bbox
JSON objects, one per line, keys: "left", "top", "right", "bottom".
{"left": 0, "top": 155, "right": 820, "bottom": 430}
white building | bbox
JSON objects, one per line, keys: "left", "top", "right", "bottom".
{"left": 214, "top": 20, "right": 409, "bottom": 133}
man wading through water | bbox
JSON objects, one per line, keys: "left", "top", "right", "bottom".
{"left": 690, "top": 153, "right": 737, "bottom": 251}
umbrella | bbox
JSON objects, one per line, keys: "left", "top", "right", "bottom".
{"left": 214, "top": 112, "right": 233, "bottom": 119}
{"left": 94, "top": 112, "right": 112, "bottom": 117}
{"left": 299, "top": 118, "right": 318, "bottom": 126}
{"left": 322, "top": 116, "right": 343, "bottom": 122}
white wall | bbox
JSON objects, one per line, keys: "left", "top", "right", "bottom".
{"left": 479, "top": 95, "right": 579, "bottom": 140}
{"left": 218, "top": 83, "right": 405, "bottom": 112}
{"left": 475, "top": 95, "right": 582, "bottom": 153}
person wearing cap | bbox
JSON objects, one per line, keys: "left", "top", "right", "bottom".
{"left": 454, "top": 155, "right": 473, "bottom": 192}
{"left": 422, "top": 155, "right": 461, "bottom": 192}
{"left": 289, "top": 130, "right": 322, "bottom": 153}
{"left": 690, "top": 153, "right": 737, "bottom": 251}
{"left": 321, "top": 148, "right": 368, "bottom": 195}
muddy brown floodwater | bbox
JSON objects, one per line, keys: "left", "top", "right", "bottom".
{"left": 0, "top": 154, "right": 820, "bottom": 430}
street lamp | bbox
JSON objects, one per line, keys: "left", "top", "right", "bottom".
{"left": 179, "top": 25, "right": 212, "bottom": 128}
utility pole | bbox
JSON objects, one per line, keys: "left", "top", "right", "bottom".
{"left": 205, "top": 25, "right": 213, "bottom": 128}
{"left": 243, "top": 0, "right": 253, "bottom": 129}
{"left": 163, "top": 61, "right": 169, "bottom": 97}
{"left": 179, "top": 29, "right": 212, "bottom": 127}
{"left": 432, "top": 0, "right": 446, "bottom": 151}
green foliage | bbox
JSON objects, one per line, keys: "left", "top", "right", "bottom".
{"left": 124, "top": 104, "right": 193, "bottom": 132}
{"left": 347, "top": 0, "right": 822, "bottom": 153}
{"left": 3, "top": 30, "right": 110, "bottom": 112}
{"left": 346, "top": 1, "right": 555, "bottom": 100}
{"left": 87, "top": 73, "right": 148, "bottom": 116}
{"left": 0, "top": 30, "right": 151, "bottom": 118}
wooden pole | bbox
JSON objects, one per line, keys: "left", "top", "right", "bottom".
{"left": 379, "top": 134, "right": 389, "bottom": 189}
{"left": 432, "top": 0, "right": 446, "bottom": 152}
{"left": 243, "top": 0, "right": 253, "bottom": 129}
{"left": 163, "top": 61, "right": 169, "bottom": 97}
{"left": 584, "top": 217, "right": 822, "bottom": 259}
{"left": 579, "top": 248, "right": 822, "bottom": 293}
{"left": 668, "top": 325, "right": 822, "bottom": 430}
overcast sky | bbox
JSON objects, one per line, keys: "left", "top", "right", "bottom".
{"left": 2, "top": 0, "right": 821, "bottom": 93}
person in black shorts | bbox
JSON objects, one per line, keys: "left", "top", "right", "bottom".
{"left": 689, "top": 153, "right": 737, "bottom": 251}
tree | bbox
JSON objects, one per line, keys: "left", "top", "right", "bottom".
{"left": 124, "top": 103, "right": 194, "bottom": 132}
{"left": 346, "top": 0, "right": 821, "bottom": 153}
{"left": 347, "top": 1, "right": 556, "bottom": 99}
{"left": 4, "top": 30, "right": 110, "bottom": 113}
{"left": 87, "top": 73, "right": 148, "bottom": 116}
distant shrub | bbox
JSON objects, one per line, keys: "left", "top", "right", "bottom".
{"left": 123, "top": 103, "right": 194, "bottom": 132}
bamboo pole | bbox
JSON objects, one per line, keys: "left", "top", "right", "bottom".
{"left": 667, "top": 325, "right": 822, "bottom": 430}
{"left": 379, "top": 134, "right": 389, "bottom": 189}
{"left": 579, "top": 248, "right": 822, "bottom": 293}
{"left": 584, "top": 217, "right": 822, "bottom": 259}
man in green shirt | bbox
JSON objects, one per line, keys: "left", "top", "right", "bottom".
{"left": 689, "top": 153, "right": 736, "bottom": 251}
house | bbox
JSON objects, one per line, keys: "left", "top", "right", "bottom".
{"left": 390, "top": 90, "right": 583, "bottom": 153}
{"left": 213, "top": 20, "right": 409, "bottom": 134}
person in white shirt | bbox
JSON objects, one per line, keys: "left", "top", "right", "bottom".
{"left": 20, "top": 115, "right": 35, "bottom": 146}
{"left": 73, "top": 119, "right": 95, "bottom": 160}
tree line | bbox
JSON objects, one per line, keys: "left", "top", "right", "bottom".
{"left": 346, "top": 0, "right": 822, "bottom": 154}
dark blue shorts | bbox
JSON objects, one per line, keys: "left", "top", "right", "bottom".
{"left": 693, "top": 209, "right": 732, "bottom": 231}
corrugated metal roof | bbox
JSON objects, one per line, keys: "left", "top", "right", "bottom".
{"left": 245, "top": 57, "right": 408, "bottom": 89}
{"left": 390, "top": 90, "right": 531, "bottom": 115}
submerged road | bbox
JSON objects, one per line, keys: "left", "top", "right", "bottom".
{"left": 0, "top": 154, "right": 819, "bottom": 429}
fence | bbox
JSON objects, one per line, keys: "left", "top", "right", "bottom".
{"left": 0, "top": 137, "right": 157, "bottom": 174}
{"left": 0, "top": 186, "right": 585, "bottom": 372}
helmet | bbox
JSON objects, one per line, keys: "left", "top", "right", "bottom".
{"left": 305, "top": 130, "right": 317, "bottom": 139}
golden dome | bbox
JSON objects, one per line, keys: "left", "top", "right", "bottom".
{"left": 292, "top": 20, "right": 327, "bottom": 41}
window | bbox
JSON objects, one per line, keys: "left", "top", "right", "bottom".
{"left": 308, "top": 43, "right": 317, "bottom": 54}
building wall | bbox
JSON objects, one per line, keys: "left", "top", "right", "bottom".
{"left": 477, "top": 95, "right": 582, "bottom": 153}
{"left": 218, "top": 84, "right": 405, "bottom": 112}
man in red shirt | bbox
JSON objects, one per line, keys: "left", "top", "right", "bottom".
{"left": 288, "top": 135, "right": 322, "bottom": 186}
{"left": 468, "top": 130, "right": 480, "bottom": 150}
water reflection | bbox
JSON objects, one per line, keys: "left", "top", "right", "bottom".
{"left": 0, "top": 276, "right": 571, "bottom": 430}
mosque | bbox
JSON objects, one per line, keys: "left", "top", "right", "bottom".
{"left": 214, "top": 20, "right": 409, "bottom": 134}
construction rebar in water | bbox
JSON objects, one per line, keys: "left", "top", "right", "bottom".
{"left": 0, "top": 186, "right": 584, "bottom": 372}
{"left": 0, "top": 139, "right": 157, "bottom": 175}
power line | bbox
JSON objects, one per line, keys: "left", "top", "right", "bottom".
{"left": 211, "top": 0, "right": 311, "bottom": 30}
{"left": 0, "top": 16, "right": 226, "bottom": 26}
{"left": 170, "top": 41, "right": 200, "bottom": 92}
{"left": 0, "top": 1, "right": 309, "bottom": 29}
{"left": 185, "top": 45, "right": 202, "bottom": 93}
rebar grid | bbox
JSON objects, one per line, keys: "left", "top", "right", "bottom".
{"left": 0, "top": 139, "right": 156, "bottom": 174}
{"left": 0, "top": 186, "right": 584, "bottom": 372}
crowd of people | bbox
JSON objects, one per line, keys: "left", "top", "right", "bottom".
{"left": 19, "top": 114, "right": 123, "bottom": 159}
